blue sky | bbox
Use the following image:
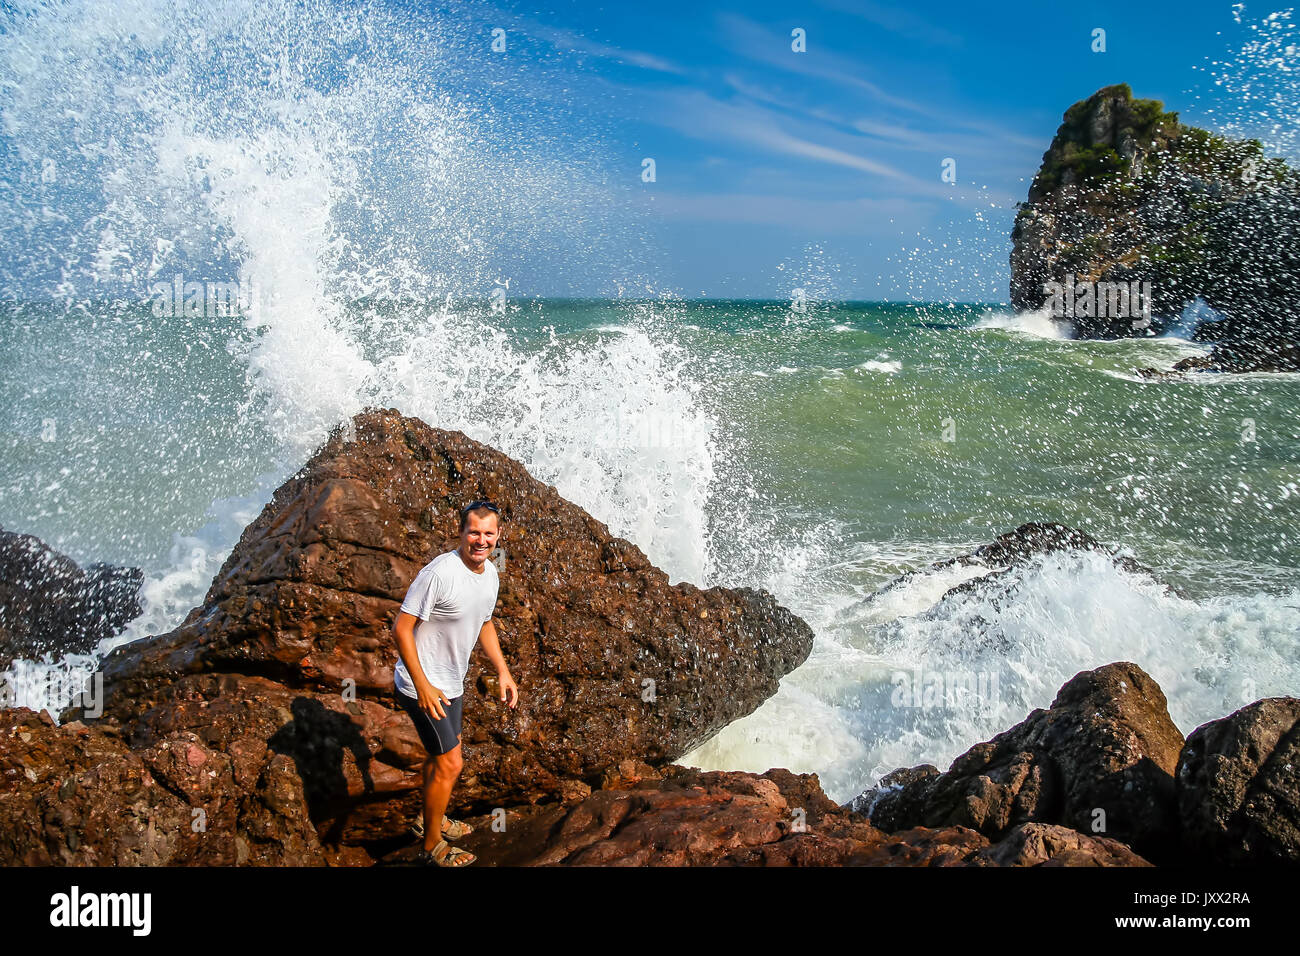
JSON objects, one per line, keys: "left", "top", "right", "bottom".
{"left": 432, "top": 0, "right": 1278, "bottom": 300}
{"left": 0, "top": 0, "right": 1279, "bottom": 303}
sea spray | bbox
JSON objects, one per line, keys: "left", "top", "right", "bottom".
{"left": 0, "top": 0, "right": 720, "bottom": 712}
{"left": 684, "top": 547, "right": 1300, "bottom": 804}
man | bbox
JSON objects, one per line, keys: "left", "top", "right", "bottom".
{"left": 392, "top": 500, "right": 519, "bottom": 867}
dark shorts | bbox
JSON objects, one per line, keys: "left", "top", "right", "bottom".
{"left": 394, "top": 683, "right": 463, "bottom": 756}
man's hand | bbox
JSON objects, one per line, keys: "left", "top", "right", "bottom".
{"left": 417, "top": 682, "right": 451, "bottom": 720}
{"left": 498, "top": 669, "right": 519, "bottom": 709}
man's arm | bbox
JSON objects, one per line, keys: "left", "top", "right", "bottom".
{"left": 477, "top": 618, "right": 518, "bottom": 708}
{"left": 393, "top": 610, "right": 451, "bottom": 719}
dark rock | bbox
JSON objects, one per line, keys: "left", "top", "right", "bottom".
{"left": 0, "top": 706, "right": 325, "bottom": 865}
{"left": 1176, "top": 697, "right": 1300, "bottom": 865}
{"left": 0, "top": 526, "right": 143, "bottom": 673}
{"left": 849, "top": 764, "right": 939, "bottom": 816}
{"left": 863, "top": 522, "right": 1173, "bottom": 610}
{"left": 963, "top": 521, "right": 1153, "bottom": 581}
{"left": 1010, "top": 83, "right": 1300, "bottom": 372}
{"left": 863, "top": 662, "right": 1184, "bottom": 861}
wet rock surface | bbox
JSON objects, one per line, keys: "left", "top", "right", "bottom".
{"left": 377, "top": 766, "right": 1149, "bottom": 867}
{"left": 1176, "top": 697, "right": 1300, "bottom": 864}
{"left": 862, "top": 662, "right": 1185, "bottom": 862}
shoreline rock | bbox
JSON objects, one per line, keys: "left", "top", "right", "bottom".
{"left": 858, "top": 662, "right": 1184, "bottom": 862}
{"left": 3, "top": 408, "right": 814, "bottom": 861}
{"left": 0, "top": 525, "right": 143, "bottom": 675}
{"left": 1177, "top": 698, "right": 1300, "bottom": 864}
{"left": 372, "top": 764, "right": 1148, "bottom": 867}
{"left": 1010, "top": 84, "right": 1300, "bottom": 374}
{"left": 863, "top": 521, "right": 1179, "bottom": 608}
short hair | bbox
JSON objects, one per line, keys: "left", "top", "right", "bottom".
{"left": 459, "top": 499, "right": 501, "bottom": 532}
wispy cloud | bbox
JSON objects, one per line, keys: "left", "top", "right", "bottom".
{"left": 716, "top": 13, "right": 937, "bottom": 117}
{"left": 646, "top": 88, "right": 917, "bottom": 183}
{"left": 816, "top": 0, "right": 965, "bottom": 49}
{"left": 720, "top": 73, "right": 1039, "bottom": 162}
{"left": 715, "top": 13, "right": 1043, "bottom": 150}
{"left": 637, "top": 86, "right": 1022, "bottom": 207}
{"left": 503, "top": 14, "right": 691, "bottom": 76}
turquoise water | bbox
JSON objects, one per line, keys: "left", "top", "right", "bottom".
{"left": 9, "top": 298, "right": 1297, "bottom": 595}
{"left": 3, "top": 297, "right": 1299, "bottom": 802}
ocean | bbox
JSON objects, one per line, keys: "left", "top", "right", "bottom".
{"left": 3, "top": 297, "right": 1298, "bottom": 804}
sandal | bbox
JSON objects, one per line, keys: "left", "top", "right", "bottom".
{"left": 441, "top": 816, "right": 474, "bottom": 840}
{"left": 410, "top": 814, "right": 474, "bottom": 841}
{"left": 414, "top": 839, "right": 476, "bottom": 867}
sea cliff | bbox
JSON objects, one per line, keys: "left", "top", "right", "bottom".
{"left": 1011, "top": 84, "right": 1300, "bottom": 372}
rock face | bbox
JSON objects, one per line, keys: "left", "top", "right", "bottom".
{"left": 1, "top": 407, "right": 813, "bottom": 862}
{"left": 1176, "top": 698, "right": 1300, "bottom": 865}
{"left": 1010, "top": 83, "right": 1300, "bottom": 371}
{"left": 862, "top": 662, "right": 1185, "bottom": 862}
{"left": 3, "top": 705, "right": 1147, "bottom": 867}
{"left": 0, "top": 525, "right": 143, "bottom": 673}
{"left": 0, "top": 706, "right": 324, "bottom": 865}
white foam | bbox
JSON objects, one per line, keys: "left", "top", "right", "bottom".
{"left": 683, "top": 548, "right": 1300, "bottom": 804}
{"left": 973, "top": 307, "right": 1071, "bottom": 339}
{"left": 856, "top": 359, "right": 902, "bottom": 374}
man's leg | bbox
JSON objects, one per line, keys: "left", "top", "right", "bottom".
{"left": 421, "top": 743, "right": 463, "bottom": 853}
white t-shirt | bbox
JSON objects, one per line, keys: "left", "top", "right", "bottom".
{"left": 394, "top": 548, "right": 499, "bottom": 700}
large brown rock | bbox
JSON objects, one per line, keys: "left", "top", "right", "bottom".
{"left": 862, "top": 662, "right": 1184, "bottom": 861}
{"left": 21, "top": 407, "right": 812, "bottom": 858}
{"left": 0, "top": 525, "right": 143, "bottom": 673}
{"left": 1176, "top": 698, "right": 1300, "bottom": 865}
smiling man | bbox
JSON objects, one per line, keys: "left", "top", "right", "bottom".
{"left": 392, "top": 500, "right": 519, "bottom": 868}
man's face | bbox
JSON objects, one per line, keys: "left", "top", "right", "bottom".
{"left": 459, "top": 510, "right": 501, "bottom": 565}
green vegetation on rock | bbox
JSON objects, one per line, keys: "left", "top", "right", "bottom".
{"left": 1011, "top": 84, "right": 1300, "bottom": 370}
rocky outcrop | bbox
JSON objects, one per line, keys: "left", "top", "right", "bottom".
{"left": 1, "top": 407, "right": 813, "bottom": 861}
{"left": 865, "top": 521, "right": 1172, "bottom": 609}
{"left": 3, "top": 704, "right": 1147, "bottom": 867}
{"left": 861, "top": 662, "right": 1185, "bottom": 862}
{"left": 1176, "top": 698, "right": 1300, "bottom": 865}
{"left": 0, "top": 525, "right": 143, "bottom": 673}
{"left": 1011, "top": 84, "right": 1300, "bottom": 371}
